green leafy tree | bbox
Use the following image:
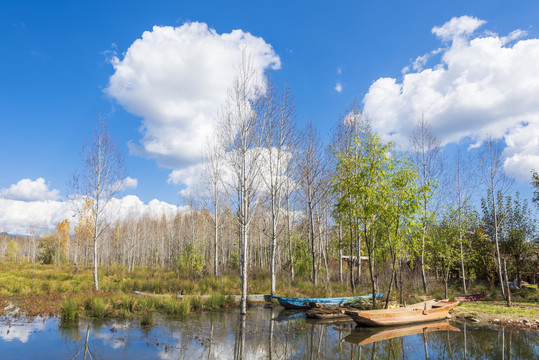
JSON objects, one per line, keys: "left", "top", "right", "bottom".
{"left": 6, "top": 240, "right": 19, "bottom": 262}
{"left": 532, "top": 170, "right": 539, "bottom": 207}
{"left": 431, "top": 208, "right": 460, "bottom": 299}
{"left": 502, "top": 193, "right": 536, "bottom": 286}
{"left": 38, "top": 235, "right": 57, "bottom": 264}
{"left": 378, "top": 155, "right": 422, "bottom": 307}
{"left": 176, "top": 244, "right": 204, "bottom": 278}
{"left": 331, "top": 108, "right": 364, "bottom": 289}
{"left": 333, "top": 121, "right": 404, "bottom": 307}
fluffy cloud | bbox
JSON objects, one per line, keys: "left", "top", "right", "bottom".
{"left": 116, "top": 176, "right": 138, "bottom": 191}
{"left": 0, "top": 178, "right": 60, "bottom": 201}
{"left": 0, "top": 179, "right": 185, "bottom": 235}
{"left": 335, "top": 82, "right": 343, "bottom": 93}
{"left": 167, "top": 164, "right": 202, "bottom": 197}
{"left": 431, "top": 15, "right": 485, "bottom": 42}
{"left": 0, "top": 198, "right": 73, "bottom": 235}
{"left": 168, "top": 147, "right": 295, "bottom": 200}
{"left": 363, "top": 16, "right": 539, "bottom": 181}
{"left": 106, "top": 22, "right": 280, "bottom": 171}
{"left": 104, "top": 195, "right": 185, "bottom": 221}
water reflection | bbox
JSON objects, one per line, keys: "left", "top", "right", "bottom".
{"left": 0, "top": 316, "right": 46, "bottom": 343}
{"left": 342, "top": 321, "right": 460, "bottom": 346}
{"left": 0, "top": 306, "right": 537, "bottom": 359}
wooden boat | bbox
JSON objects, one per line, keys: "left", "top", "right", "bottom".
{"left": 306, "top": 307, "right": 349, "bottom": 320}
{"left": 273, "top": 293, "right": 384, "bottom": 310}
{"left": 345, "top": 300, "right": 459, "bottom": 327}
{"left": 342, "top": 321, "right": 460, "bottom": 346}
{"left": 454, "top": 293, "right": 485, "bottom": 301}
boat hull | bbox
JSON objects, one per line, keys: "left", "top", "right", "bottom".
{"left": 454, "top": 293, "right": 485, "bottom": 301}
{"left": 345, "top": 300, "right": 459, "bottom": 327}
{"left": 274, "top": 293, "right": 383, "bottom": 310}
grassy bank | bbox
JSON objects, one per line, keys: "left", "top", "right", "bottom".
{"left": 0, "top": 262, "right": 354, "bottom": 298}
{"left": 457, "top": 301, "right": 539, "bottom": 318}
{"left": 0, "top": 262, "right": 353, "bottom": 320}
{"left": 452, "top": 301, "right": 539, "bottom": 330}
{"left": 1, "top": 262, "right": 537, "bottom": 323}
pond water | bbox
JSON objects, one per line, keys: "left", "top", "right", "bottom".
{"left": 0, "top": 305, "right": 537, "bottom": 359}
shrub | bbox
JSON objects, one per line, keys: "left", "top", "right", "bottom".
{"left": 91, "top": 298, "right": 108, "bottom": 318}
{"left": 140, "top": 312, "right": 154, "bottom": 327}
{"left": 191, "top": 296, "right": 203, "bottom": 311}
{"left": 60, "top": 298, "right": 80, "bottom": 323}
{"left": 178, "top": 299, "right": 191, "bottom": 316}
{"left": 205, "top": 294, "right": 225, "bottom": 310}
{"left": 164, "top": 296, "right": 182, "bottom": 315}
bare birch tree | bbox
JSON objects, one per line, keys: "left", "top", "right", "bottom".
{"left": 451, "top": 150, "right": 474, "bottom": 293}
{"left": 72, "top": 116, "right": 126, "bottom": 291}
{"left": 201, "top": 133, "right": 226, "bottom": 276}
{"left": 259, "top": 76, "right": 296, "bottom": 296}
{"left": 296, "top": 122, "right": 330, "bottom": 286}
{"left": 476, "top": 136, "right": 512, "bottom": 299}
{"left": 220, "top": 49, "right": 264, "bottom": 314}
{"left": 409, "top": 117, "right": 443, "bottom": 293}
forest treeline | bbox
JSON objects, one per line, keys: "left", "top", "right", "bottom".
{"left": 1, "top": 52, "right": 538, "bottom": 311}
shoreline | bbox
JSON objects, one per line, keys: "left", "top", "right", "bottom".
{"left": 2, "top": 294, "right": 538, "bottom": 331}
{"left": 451, "top": 301, "right": 539, "bottom": 330}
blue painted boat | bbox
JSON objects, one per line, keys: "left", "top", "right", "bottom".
{"left": 273, "top": 293, "right": 384, "bottom": 310}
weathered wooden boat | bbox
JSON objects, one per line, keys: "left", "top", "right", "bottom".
{"left": 306, "top": 307, "right": 349, "bottom": 320}
{"left": 344, "top": 300, "right": 459, "bottom": 327}
{"left": 454, "top": 293, "right": 485, "bottom": 301}
{"left": 342, "top": 321, "right": 460, "bottom": 346}
{"left": 273, "top": 293, "right": 384, "bottom": 310}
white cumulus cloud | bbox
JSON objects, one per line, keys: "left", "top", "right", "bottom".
{"left": 431, "top": 15, "right": 486, "bottom": 42}
{"left": 363, "top": 16, "right": 539, "bottom": 182}
{"left": 0, "top": 198, "right": 73, "bottom": 235}
{"left": 106, "top": 22, "right": 280, "bottom": 172}
{"left": 104, "top": 195, "right": 185, "bottom": 221}
{"left": 168, "top": 147, "right": 296, "bottom": 201}
{"left": 0, "top": 190, "right": 185, "bottom": 236}
{"left": 0, "top": 178, "right": 60, "bottom": 201}
{"left": 116, "top": 176, "right": 138, "bottom": 191}
{"left": 335, "top": 82, "right": 343, "bottom": 93}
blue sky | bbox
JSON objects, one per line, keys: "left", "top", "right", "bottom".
{"left": 2, "top": 0, "right": 539, "bottom": 234}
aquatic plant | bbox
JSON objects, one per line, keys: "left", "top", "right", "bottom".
{"left": 60, "top": 298, "right": 80, "bottom": 323}
{"left": 140, "top": 312, "right": 154, "bottom": 327}
{"left": 190, "top": 296, "right": 203, "bottom": 311}
{"left": 178, "top": 298, "right": 191, "bottom": 316}
{"left": 89, "top": 297, "right": 109, "bottom": 318}
{"left": 205, "top": 294, "right": 225, "bottom": 310}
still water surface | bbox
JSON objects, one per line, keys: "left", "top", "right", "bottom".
{"left": 0, "top": 305, "right": 537, "bottom": 359}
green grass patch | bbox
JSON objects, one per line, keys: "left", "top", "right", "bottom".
{"left": 458, "top": 301, "right": 539, "bottom": 318}
{"left": 60, "top": 297, "right": 80, "bottom": 323}
{"left": 90, "top": 297, "right": 109, "bottom": 318}
{"left": 140, "top": 312, "right": 154, "bottom": 327}
{"left": 190, "top": 296, "right": 204, "bottom": 311}
{"left": 204, "top": 294, "right": 226, "bottom": 310}
{"left": 0, "top": 261, "right": 376, "bottom": 318}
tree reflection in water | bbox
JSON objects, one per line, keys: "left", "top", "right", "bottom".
{"left": 3, "top": 306, "right": 537, "bottom": 359}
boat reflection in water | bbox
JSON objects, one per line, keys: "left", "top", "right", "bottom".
{"left": 1, "top": 306, "right": 537, "bottom": 359}
{"left": 342, "top": 321, "right": 460, "bottom": 346}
